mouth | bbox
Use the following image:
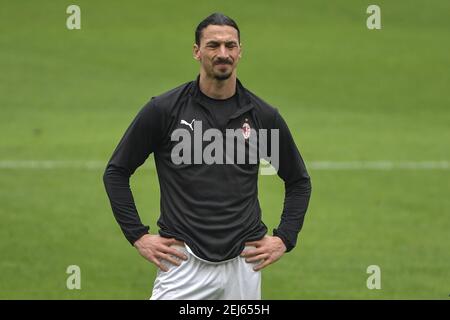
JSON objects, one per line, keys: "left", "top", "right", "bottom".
{"left": 214, "top": 60, "right": 232, "bottom": 67}
{"left": 214, "top": 63, "right": 232, "bottom": 72}
{"left": 216, "top": 64, "right": 230, "bottom": 72}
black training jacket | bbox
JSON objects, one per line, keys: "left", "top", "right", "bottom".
{"left": 103, "top": 76, "right": 312, "bottom": 262}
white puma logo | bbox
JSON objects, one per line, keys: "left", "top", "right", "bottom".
{"left": 180, "top": 119, "right": 195, "bottom": 131}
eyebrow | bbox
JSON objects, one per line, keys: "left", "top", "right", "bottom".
{"left": 205, "top": 40, "right": 238, "bottom": 45}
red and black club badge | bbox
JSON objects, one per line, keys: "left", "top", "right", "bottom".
{"left": 242, "top": 118, "right": 251, "bottom": 140}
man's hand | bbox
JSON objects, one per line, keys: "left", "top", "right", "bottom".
{"left": 133, "top": 234, "right": 188, "bottom": 272}
{"left": 240, "top": 235, "right": 287, "bottom": 271}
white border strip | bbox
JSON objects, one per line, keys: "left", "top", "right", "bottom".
{"left": 0, "top": 160, "right": 449, "bottom": 170}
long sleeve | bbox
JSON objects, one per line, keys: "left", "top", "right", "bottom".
{"left": 271, "top": 111, "right": 312, "bottom": 252}
{"left": 103, "top": 98, "right": 163, "bottom": 245}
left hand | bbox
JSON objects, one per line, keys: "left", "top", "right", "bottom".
{"left": 240, "top": 235, "right": 287, "bottom": 271}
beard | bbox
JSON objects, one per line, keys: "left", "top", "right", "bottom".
{"left": 212, "top": 65, "right": 233, "bottom": 80}
{"left": 213, "top": 71, "right": 232, "bottom": 80}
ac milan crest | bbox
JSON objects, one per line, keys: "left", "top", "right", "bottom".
{"left": 242, "top": 121, "right": 251, "bottom": 139}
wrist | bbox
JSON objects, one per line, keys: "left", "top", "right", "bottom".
{"left": 273, "top": 236, "right": 287, "bottom": 252}
{"left": 133, "top": 233, "right": 150, "bottom": 248}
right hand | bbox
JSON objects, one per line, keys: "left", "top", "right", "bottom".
{"left": 133, "top": 234, "right": 188, "bottom": 272}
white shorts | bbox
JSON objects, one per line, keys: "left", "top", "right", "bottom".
{"left": 150, "top": 244, "right": 261, "bottom": 300}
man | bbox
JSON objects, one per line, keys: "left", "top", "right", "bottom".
{"left": 103, "top": 13, "right": 311, "bottom": 300}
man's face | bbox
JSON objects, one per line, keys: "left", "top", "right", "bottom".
{"left": 193, "top": 25, "right": 242, "bottom": 81}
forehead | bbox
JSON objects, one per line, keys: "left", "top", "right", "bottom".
{"left": 201, "top": 25, "right": 239, "bottom": 43}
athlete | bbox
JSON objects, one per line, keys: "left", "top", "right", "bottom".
{"left": 103, "top": 12, "right": 312, "bottom": 299}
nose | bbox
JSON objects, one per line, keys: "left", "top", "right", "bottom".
{"left": 218, "top": 44, "right": 228, "bottom": 57}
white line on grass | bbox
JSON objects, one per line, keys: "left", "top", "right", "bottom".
{"left": 309, "top": 161, "right": 450, "bottom": 170}
{"left": 0, "top": 160, "right": 449, "bottom": 170}
{"left": 0, "top": 160, "right": 108, "bottom": 170}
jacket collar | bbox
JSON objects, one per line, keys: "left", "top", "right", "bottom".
{"left": 190, "top": 74, "right": 253, "bottom": 111}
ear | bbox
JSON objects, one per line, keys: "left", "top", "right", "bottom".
{"left": 238, "top": 42, "right": 242, "bottom": 59}
{"left": 193, "top": 43, "right": 200, "bottom": 61}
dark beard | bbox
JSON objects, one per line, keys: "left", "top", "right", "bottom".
{"left": 213, "top": 71, "right": 232, "bottom": 81}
